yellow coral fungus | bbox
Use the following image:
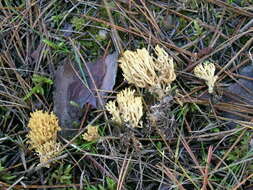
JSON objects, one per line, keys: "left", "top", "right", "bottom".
{"left": 105, "top": 88, "right": 143, "bottom": 128}
{"left": 194, "top": 61, "right": 218, "bottom": 93}
{"left": 105, "top": 101, "right": 122, "bottom": 124}
{"left": 27, "top": 110, "right": 61, "bottom": 167}
{"left": 119, "top": 45, "right": 176, "bottom": 98}
{"left": 83, "top": 125, "right": 100, "bottom": 142}
{"left": 36, "top": 140, "right": 61, "bottom": 167}
{"left": 154, "top": 46, "right": 176, "bottom": 85}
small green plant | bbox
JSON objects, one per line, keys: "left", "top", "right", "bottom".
{"left": 193, "top": 20, "right": 203, "bottom": 36}
{"left": 106, "top": 177, "right": 117, "bottom": 190}
{"left": 49, "top": 164, "right": 72, "bottom": 187}
{"left": 43, "top": 39, "right": 70, "bottom": 54}
{"left": 79, "top": 138, "right": 98, "bottom": 152}
{"left": 227, "top": 0, "right": 234, "bottom": 3}
{"left": 51, "top": 14, "right": 64, "bottom": 25}
{"left": 71, "top": 17, "right": 86, "bottom": 31}
{"left": 175, "top": 103, "right": 197, "bottom": 122}
{"left": 23, "top": 74, "right": 53, "bottom": 100}
{"left": 85, "top": 177, "right": 117, "bottom": 190}
{"left": 227, "top": 131, "right": 251, "bottom": 161}
{"left": 0, "top": 161, "right": 16, "bottom": 183}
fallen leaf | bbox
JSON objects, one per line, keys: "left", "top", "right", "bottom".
{"left": 53, "top": 52, "right": 118, "bottom": 137}
{"left": 98, "top": 52, "right": 119, "bottom": 105}
{"left": 221, "top": 65, "right": 253, "bottom": 127}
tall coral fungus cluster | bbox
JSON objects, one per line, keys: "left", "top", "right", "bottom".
{"left": 119, "top": 45, "right": 176, "bottom": 98}
{"left": 27, "top": 110, "right": 61, "bottom": 167}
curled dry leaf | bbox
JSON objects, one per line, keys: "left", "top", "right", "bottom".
{"left": 53, "top": 52, "right": 118, "bottom": 137}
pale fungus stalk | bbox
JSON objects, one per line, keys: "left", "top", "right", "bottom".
{"left": 194, "top": 61, "right": 218, "bottom": 93}
{"left": 105, "top": 88, "right": 143, "bottom": 128}
{"left": 119, "top": 45, "right": 176, "bottom": 98}
{"left": 27, "top": 110, "right": 61, "bottom": 167}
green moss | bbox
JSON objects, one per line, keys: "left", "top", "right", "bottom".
{"left": 71, "top": 17, "right": 86, "bottom": 31}
{"left": 226, "top": 130, "right": 252, "bottom": 162}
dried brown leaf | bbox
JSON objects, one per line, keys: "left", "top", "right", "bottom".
{"left": 53, "top": 52, "right": 118, "bottom": 137}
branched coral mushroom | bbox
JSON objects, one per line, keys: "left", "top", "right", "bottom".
{"left": 194, "top": 61, "right": 218, "bottom": 93}
{"left": 105, "top": 88, "right": 143, "bottom": 128}
{"left": 27, "top": 110, "right": 61, "bottom": 167}
{"left": 119, "top": 45, "right": 176, "bottom": 98}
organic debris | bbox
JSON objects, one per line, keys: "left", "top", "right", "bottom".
{"left": 27, "top": 110, "right": 61, "bottom": 167}
{"left": 54, "top": 53, "right": 118, "bottom": 136}
{"left": 148, "top": 96, "right": 176, "bottom": 138}
{"left": 2, "top": 0, "right": 253, "bottom": 188}
{"left": 194, "top": 61, "right": 218, "bottom": 93}
{"left": 119, "top": 45, "right": 176, "bottom": 99}
{"left": 105, "top": 88, "right": 143, "bottom": 128}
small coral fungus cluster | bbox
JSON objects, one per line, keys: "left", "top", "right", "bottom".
{"left": 106, "top": 88, "right": 143, "bottom": 128}
{"left": 27, "top": 110, "right": 61, "bottom": 167}
{"left": 194, "top": 61, "right": 218, "bottom": 93}
{"left": 82, "top": 125, "right": 100, "bottom": 142}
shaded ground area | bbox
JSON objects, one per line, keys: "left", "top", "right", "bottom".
{"left": 0, "top": 0, "right": 253, "bottom": 189}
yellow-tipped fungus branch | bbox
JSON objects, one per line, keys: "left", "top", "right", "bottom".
{"left": 194, "top": 61, "right": 218, "bottom": 93}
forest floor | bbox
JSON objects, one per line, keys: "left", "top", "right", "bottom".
{"left": 0, "top": 0, "right": 253, "bottom": 190}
